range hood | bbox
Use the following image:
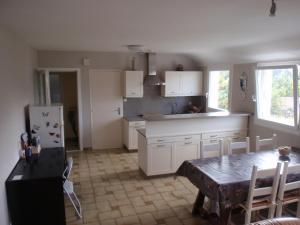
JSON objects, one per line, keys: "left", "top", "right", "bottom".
{"left": 144, "top": 53, "right": 164, "bottom": 86}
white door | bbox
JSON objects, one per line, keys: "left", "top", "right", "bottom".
{"left": 89, "top": 70, "right": 123, "bottom": 149}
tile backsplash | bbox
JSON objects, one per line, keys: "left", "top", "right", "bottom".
{"left": 123, "top": 85, "right": 206, "bottom": 117}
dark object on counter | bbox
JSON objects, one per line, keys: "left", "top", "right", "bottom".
{"left": 6, "top": 148, "right": 66, "bottom": 225}
{"left": 176, "top": 64, "right": 184, "bottom": 71}
{"left": 187, "top": 102, "right": 202, "bottom": 113}
{"left": 25, "top": 147, "right": 32, "bottom": 163}
{"left": 20, "top": 132, "right": 28, "bottom": 150}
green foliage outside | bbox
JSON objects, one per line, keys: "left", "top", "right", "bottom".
{"left": 271, "top": 69, "right": 293, "bottom": 116}
{"left": 217, "top": 71, "right": 229, "bottom": 110}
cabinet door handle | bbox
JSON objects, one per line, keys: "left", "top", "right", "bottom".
{"left": 157, "top": 139, "right": 165, "bottom": 142}
{"left": 131, "top": 92, "right": 136, "bottom": 95}
{"left": 185, "top": 137, "right": 192, "bottom": 140}
{"left": 210, "top": 135, "right": 218, "bottom": 138}
{"left": 184, "top": 142, "right": 192, "bottom": 145}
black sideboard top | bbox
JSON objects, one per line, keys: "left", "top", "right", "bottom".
{"left": 7, "top": 147, "right": 65, "bottom": 182}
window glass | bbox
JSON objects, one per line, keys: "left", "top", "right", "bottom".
{"left": 208, "top": 70, "right": 230, "bottom": 110}
{"left": 256, "top": 68, "right": 294, "bottom": 126}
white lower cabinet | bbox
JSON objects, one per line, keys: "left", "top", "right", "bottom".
{"left": 148, "top": 143, "right": 174, "bottom": 176}
{"left": 174, "top": 141, "right": 200, "bottom": 171}
{"left": 123, "top": 119, "right": 146, "bottom": 150}
{"left": 138, "top": 129, "right": 247, "bottom": 176}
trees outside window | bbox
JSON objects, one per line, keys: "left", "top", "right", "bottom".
{"left": 208, "top": 70, "right": 230, "bottom": 111}
{"left": 256, "top": 66, "right": 299, "bottom": 128}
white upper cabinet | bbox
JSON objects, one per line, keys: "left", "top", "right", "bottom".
{"left": 163, "top": 71, "right": 181, "bottom": 96}
{"left": 181, "top": 72, "right": 203, "bottom": 96}
{"left": 161, "top": 71, "right": 203, "bottom": 97}
{"left": 123, "top": 71, "right": 144, "bottom": 98}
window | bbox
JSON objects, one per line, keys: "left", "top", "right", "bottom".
{"left": 208, "top": 70, "right": 230, "bottom": 110}
{"left": 255, "top": 65, "right": 299, "bottom": 128}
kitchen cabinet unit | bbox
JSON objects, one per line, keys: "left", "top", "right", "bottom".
{"left": 123, "top": 71, "right": 144, "bottom": 98}
{"left": 149, "top": 143, "right": 173, "bottom": 175}
{"left": 162, "top": 71, "right": 181, "bottom": 96}
{"left": 161, "top": 71, "right": 203, "bottom": 97}
{"left": 174, "top": 139, "right": 200, "bottom": 169}
{"left": 123, "top": 118, "right": 145, "bottom": 150}
{"left": 138, "top": 112, "right": 249, "bottom": 176}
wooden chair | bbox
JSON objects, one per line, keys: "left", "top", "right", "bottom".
{"left": 276, "top": 161, "right": 300, "bottom": 218}
{"left": 228, "top": 137, "right": 250, "bottom": 155}
{"left": 200, "top": 139, "right": 224, "bottom": 159}
{"left": 255, "top": 134, "right": 277, "bottom": 152}
{"left": 240, "top": 162, "right": 282, "bottom": 224}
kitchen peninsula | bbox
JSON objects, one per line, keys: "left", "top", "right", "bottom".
{"left": 138, "top": 112, "right": 249, "bottom": 176}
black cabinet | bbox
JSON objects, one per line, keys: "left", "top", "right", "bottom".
{"left": 6, "top": 148, "right": 66, "bottom": 225}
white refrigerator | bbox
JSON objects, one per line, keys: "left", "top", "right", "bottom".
{"left": 29, "top": 105, "right": 65, "bottom": 148}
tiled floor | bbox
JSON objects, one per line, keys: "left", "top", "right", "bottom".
{"left": 65, "top": 148, "right": 210, "bottom": 225}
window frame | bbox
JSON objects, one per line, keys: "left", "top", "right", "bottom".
{"left": 254, "top": 65, "right": 299, "bottom": 133}
{"left": 207, "top": 69, "right": 232, "bottom": 112}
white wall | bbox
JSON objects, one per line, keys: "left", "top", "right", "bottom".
{"left": 37, "top": 51, "right": 201, "bottom": 148}
{"left": 231, "top": 63, "right": 300, "bottom": 149}
{"left": 0, "top": 27, "right": 36, "bottom": 225}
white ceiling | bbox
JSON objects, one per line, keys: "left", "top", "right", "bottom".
{"left": 1, "top": 0, "right": 300, "bottom": 64}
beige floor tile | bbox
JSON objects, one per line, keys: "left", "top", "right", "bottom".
{"left": 119, "top": 205, "right": 137, "bottom": 217}
{"left": 138, "top": 213, "right": 157, "bottom": 225}
{"left": 164, "top": 217, "right": 183, "bottom": 225}
{"left": 99, "top": 210, "right": 121, "bottom": 221}
{"left": 66, "top": 149, "right": 210, "bottom": 225}
{"left": 116, "top": 215, "right": 140, "bottom": 225}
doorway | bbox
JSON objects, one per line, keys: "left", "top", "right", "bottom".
{"left": 89, "top": 70, "right": 123, "bottom": 150}
{"left": 35, "top": 68, "right": 83, "bottom": 151}
{"left": 49, "top": 72, "right": 79, "bottom": 151}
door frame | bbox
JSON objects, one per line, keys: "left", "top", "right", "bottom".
{"left": 89, "top": 69, "right": 123, "bottom": 150}
{"left": 37, "top": 67, "right": 83, "bottom": 151}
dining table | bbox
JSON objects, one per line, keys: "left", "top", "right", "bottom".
{"left": 176, "top": 147, "right": 300, "bottom": 225}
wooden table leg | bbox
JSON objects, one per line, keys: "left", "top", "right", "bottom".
{"left": 192, "top": 190, "right": 205, "bottom": 216}
{"left": 219, "top": 203, "right": 232, "bottom": 225}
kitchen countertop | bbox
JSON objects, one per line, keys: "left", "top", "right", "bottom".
{"left": 123, "top": 116, "right": 145, "bottom": 122}
{"left": 143, "top": 111, "right": 250, "bottom": 121}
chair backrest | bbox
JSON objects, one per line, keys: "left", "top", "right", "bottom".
{"left": 63, "top": 157, "right": 73, "bottom": 180}
{"left": 277, "top": 161, "right": 300, "bottom": 201}
{"left": 255, "top": 134, "right": 277, "bottom": 152}
{"left": 200, "top": 139, "right": 224, "bottom": 159}
{"left": 246, "top": 162, "right": 282, "bottom": 209}
{"left": 228, "top": 137, "right": 250, "bottom": 155}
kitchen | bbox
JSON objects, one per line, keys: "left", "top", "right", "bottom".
{"left": 120, "top": 53, "right": 249, "bottom": 176}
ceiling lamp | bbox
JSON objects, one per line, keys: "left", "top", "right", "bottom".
{"left": 269, "top": 0, "right": 277, "bottom": 17}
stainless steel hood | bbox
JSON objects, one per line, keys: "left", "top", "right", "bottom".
{"left": 144, "top": 53, "right": 164, "bottom": 86}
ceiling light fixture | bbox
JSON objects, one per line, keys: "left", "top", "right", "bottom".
{"left": 269, "top": 0, "right": 277, "bottom": 17}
